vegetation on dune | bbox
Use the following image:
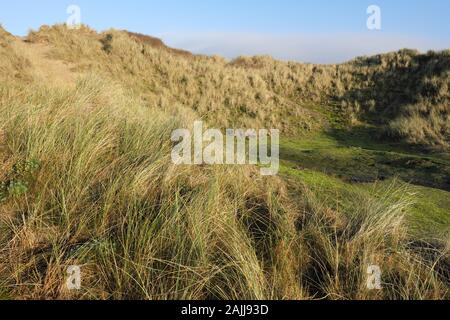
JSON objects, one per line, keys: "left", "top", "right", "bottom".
{"left": 0, "top": 27, "right": 31, "bottom": 82}
{"left": 232, "top": 51, "right": 450, "bottom": 150}
{"left": 348, "top": 51, "right": 450, "bottom": 150}
{"left": 0, "top": 24, "right": 449, "bottom": 299}
{"left": 26, "top": 24, "right": 449, "bottom": 150}
{"left": 125, "top": 31, "right": 193, "bottom": 58}
{"left": 281, "top": 132, "right": 450, "bottom": 191}
{"left": 25, "top": 25, "right": 323, "bottom": 136}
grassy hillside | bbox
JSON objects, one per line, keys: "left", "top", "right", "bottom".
{"left": 0, "top": 24, "right": 449, "bottom": 300}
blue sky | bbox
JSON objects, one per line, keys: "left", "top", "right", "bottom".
{"left": 1, "top": 0, "right": 449, "bottom": 63}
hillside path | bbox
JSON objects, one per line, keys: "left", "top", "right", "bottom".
{"left": 11, "top": 39, "right": 77, "bottom": 87}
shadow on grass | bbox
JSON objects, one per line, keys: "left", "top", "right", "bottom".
{"left": 280, "top": 127, "right": 450, "bottom": 191}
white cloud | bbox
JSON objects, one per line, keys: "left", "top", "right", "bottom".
{"left": 158, "top": 32, "right": 448, "bottom": 64}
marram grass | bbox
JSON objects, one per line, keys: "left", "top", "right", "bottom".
{"left": 0, "top": 24, "right": 448, "bottom": 300}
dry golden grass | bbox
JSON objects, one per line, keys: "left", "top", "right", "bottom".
{"left": 23, "top": 24, "right": 449, "bottom": 150}
{"left": 0, "top": 24, "right": 448, "bottom": 300}
{"left": 11, "top": 40, "right": 77, "bottom": 87}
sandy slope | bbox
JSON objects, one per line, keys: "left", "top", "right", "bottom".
{"left": 11, "top": 39, "right": 77, "bottom": 87}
